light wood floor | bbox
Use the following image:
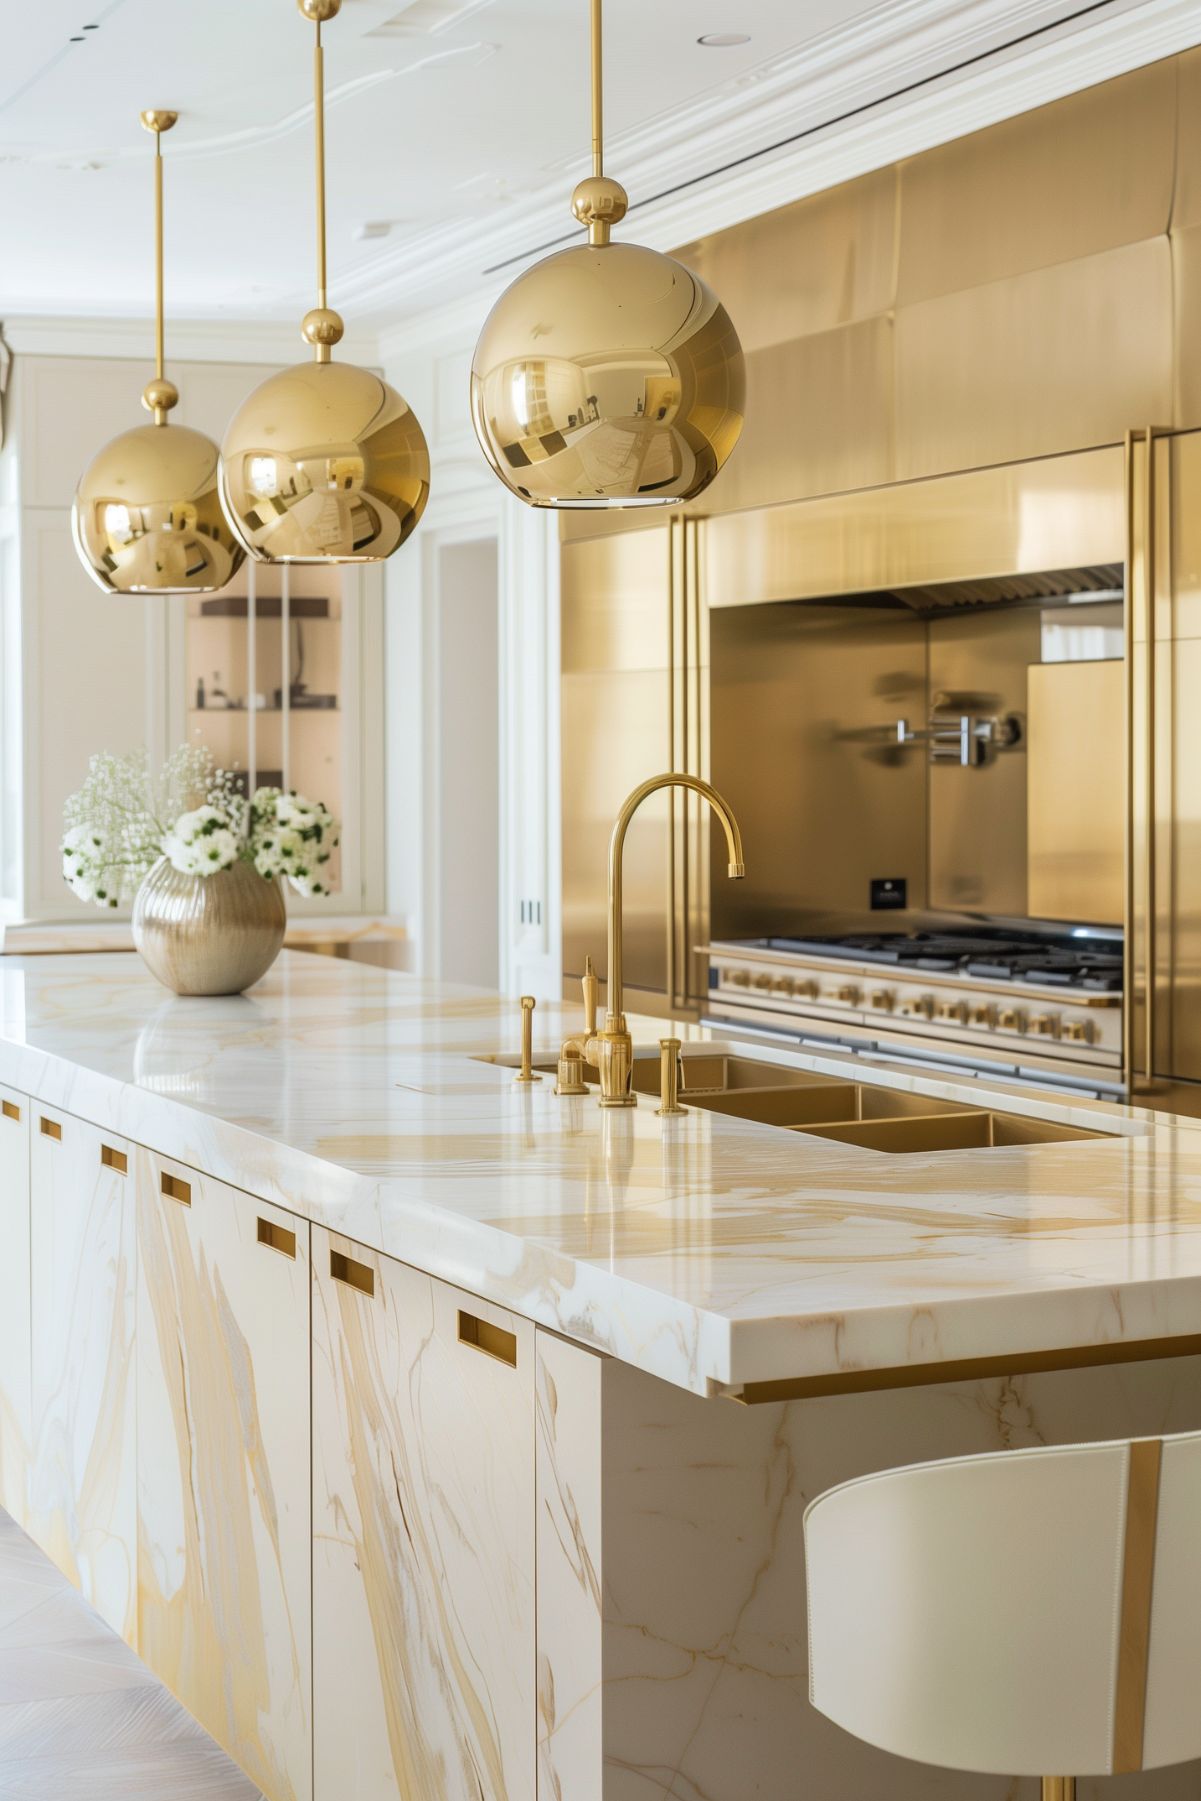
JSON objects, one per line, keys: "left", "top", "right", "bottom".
{"left": 0, "top": 1510, "right": 265, "bottom": 1800}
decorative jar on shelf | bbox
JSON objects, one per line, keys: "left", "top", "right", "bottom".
{"left": 132, "top": 856, "right": 286, "bottom": 996}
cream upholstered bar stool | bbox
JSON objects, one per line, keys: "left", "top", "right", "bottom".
{"left": 805, "top": 1431, "right": 1201, "bottom": 1800}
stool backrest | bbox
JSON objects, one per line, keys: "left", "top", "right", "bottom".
{"left": 804, "top": 1430, "right": 1201, "bottom": 1779}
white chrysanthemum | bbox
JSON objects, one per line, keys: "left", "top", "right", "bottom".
{"left": 274, "top": 792, "right": 319, "bottom": 828}
{"left": 61, "top": 824, "right": 117, "bottom": 905}
{"left": 163, "top": 806, "right": 240, "bottom": 877}
{"left": 246, "top": 786, "right": 338, "bottom": 896}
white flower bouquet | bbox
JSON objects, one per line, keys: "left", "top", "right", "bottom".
{"left": 61, "top": 746, "right": 339, "bottom": 907}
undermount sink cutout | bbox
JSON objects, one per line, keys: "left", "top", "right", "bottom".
{"left": 476, "top": 1049, "right": 1110, "bottom": 1150}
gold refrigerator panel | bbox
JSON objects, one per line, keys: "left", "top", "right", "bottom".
{"left": 562, "top": 528, "right": 673, "bottom": 1009}
{"left": 1131, "top": 428, "right": 1201, "bottom": 1093}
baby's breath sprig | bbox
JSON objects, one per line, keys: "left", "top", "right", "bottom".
{"left": 62, "top": 746, "right": 340, "bottom": 909}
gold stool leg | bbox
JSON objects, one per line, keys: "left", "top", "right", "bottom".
{"left": 1042, "top": 1780, "right": 1076, "bottom": 1801}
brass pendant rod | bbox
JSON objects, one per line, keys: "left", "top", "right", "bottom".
{"left": 153, "top": 131, "right": 165, "bottom": 384}
{"left": 138, "top": 109, "right": 178, "bottom": 423}
{"left": 590, "top": 0, "right": 603, "bottom": 179}
{"left": 314, "top": 20, "right": 328, "bottom": 311}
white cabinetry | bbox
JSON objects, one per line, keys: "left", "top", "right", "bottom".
{"left": 0, "top": 1084, "right": 30, "bottom": 1526}
{"left": 312, "top": 1230, "right": 536, "bottom": 1801}
{"left": 27, "top": 1104, "right": 136, "bottom": 1640}
{"left": 136, "top": 1150, "right": 312, "bottom": 1801}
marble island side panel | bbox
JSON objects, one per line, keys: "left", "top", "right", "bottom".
{"left": 538, "top": 1332, "right": 1201, "bottom": 1801}
{"left": 2, "top": 952, "right": 1201, "bottom": 1399}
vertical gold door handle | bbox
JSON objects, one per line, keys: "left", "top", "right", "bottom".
{"left": 1124, "top": 426, "right": 1162, "bottom": 1096}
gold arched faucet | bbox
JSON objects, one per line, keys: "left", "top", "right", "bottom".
{"left": 558, "top": 774, "right": 746, "bottom": 1106}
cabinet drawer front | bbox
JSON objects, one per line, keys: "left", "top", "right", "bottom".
{"left": 28, "top": 1110, "right": 136, "bottom": 1642}
{"left": 137, "top": 1152, "right": 312, "bottom": 1801}
{"left": 0, "top": 1086, "right": 31, "bottom": 1529}
{"left": 313, "top": 1232, "right": 536, "bottom": 1801}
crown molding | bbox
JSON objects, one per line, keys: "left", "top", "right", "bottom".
{"left": 375, "top": 0, "right": 1200, "bottom": 352}
{"left": 0, "top": 313, "right": 379, "bottom": 365}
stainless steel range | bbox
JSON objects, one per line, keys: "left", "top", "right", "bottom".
{"left": 703, "top": 925, "right": 1123, "bottom": 1094}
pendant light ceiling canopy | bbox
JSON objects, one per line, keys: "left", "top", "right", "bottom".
{"left": 219, "top": 0, "right": 430, "bottom": 566}
{"left": 470, "top": 0, "right": 745, "bottom": 509}
{"left": 72, "top": 111, "right": 245, "bottom": 595}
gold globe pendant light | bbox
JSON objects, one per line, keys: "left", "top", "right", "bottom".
{"left": 73, "top": 112, "right": 245, "bottom": 595}
{"left": 219, "top": 0, "right": 429, "bottom": 565}
{"left": 470, "top": 0, "right": 745, "bottom": 508}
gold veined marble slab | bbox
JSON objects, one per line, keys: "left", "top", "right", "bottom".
{"left": 27, "top": 1104, "right": 136, "bottom": 1641}
{"left": 0, "top": 1086, "right": 31, "bottom": 1530}
{"left": 536, "top": 1334, "right": 1201, "bottom": 1801}
{"left": 136, "top": 1151, "right": 312, "bottom": 1801}
{"left": 2, "top": 951, "right": 1201, "bottom": 1399}
{"left": 312, "top": 1232, "right": 535, "bottom": 1800}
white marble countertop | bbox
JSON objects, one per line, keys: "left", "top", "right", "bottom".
{"left": 0, "top": 916, "right": 408, "bottom": 954}
{"left": 1, "top": 950, "right": 1199, "bottom": 1398}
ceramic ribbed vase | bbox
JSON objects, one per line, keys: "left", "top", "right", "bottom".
{"left": 132, "top": 856, "right": 286, "bottom": 996}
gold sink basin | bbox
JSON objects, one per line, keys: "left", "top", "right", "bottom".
{"left": 791, "top": 1110, "right": 1103, "bottom": 1154}
{"left": 688, "top": 1084, "right": 965, "bottom": 1127}
{"left": 477, "top": 1048, "right": 1109, "bottom": 1151}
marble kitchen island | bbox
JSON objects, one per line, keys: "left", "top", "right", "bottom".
{"left": 1, "top": 951, "right": 1200, "bottom": 1801}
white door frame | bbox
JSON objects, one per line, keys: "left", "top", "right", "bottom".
{"left": 388, "top": 460, "right": 560, "bottom": 998}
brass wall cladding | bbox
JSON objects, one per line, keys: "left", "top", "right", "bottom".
{"left": 561, "top": 529, "right": 674, "bottom": 1002}
{"left": 561, "top": 47, "right": 1201, "bottom": 541}
{"left": 559, "top": 46, "right": 1201, "bottom": 1044}
{"left": 702, "top": 448, "right": 1126, "bottom": 606}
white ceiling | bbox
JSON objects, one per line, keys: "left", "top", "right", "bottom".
{"left": 0, "top": 0, "right": 1189, "bottom": 334}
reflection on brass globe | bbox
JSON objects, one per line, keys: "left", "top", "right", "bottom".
{"left": 219, "top": 360, "right": 430, "bottom": 564}
{"left": 470, "top": 240, "right": 745, "bottom": 507}
{"left": 72, "top": 423, "right": 244, "bottom": 595}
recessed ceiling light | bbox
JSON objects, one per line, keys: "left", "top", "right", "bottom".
{"left": 698, "top": 32, "right": 751, "bottom": 47}
{"left": 82, "top": 21, "right": 100, "bottom": 28}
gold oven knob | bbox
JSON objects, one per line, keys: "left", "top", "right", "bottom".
{"left": 730, "top": 970, "right": 752, "bottom": 987}
{"left": 936, "top": 1000, "right": 967, "bottom": 1025}
{"left": 870, "top": 989, "right": 894, "bottom": 1011}
{"left": 1062, "top": 1020, "right": 1093, "bottom": 1044}
{"left": 971, "top": 1005, "right": 994, "bottom": 1027}
{"left": 906, "top": 996, "right": 935, "bottom": 1021}
{"left": 834, "top": 984, "right": 860, "bottom": 1005}
{"left": 798, "top": 980, "right": 820, "bottom": 1000}
{"left": 773, "top": 975, "right": 796, "bottom": 996}
{"left": 997, "top": 1008, "right": 1026, "bottom": 1033}
{"left": 753, "top": 973, "right": 774, "bottom": 990}
{"left": 1029, "top": 1015, "right": 1059, "bottom": 1037}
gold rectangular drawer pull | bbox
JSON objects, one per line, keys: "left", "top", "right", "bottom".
{"left": 330, "top": 1248, "right": 374, "bottom": 1297}
{"left": 458, "top": 1310, "right": 518, "bottom": 1368}
{"left": 257, "top": 1217, "right": 297, "bottom": 1260}
{"left": 39, "top": 1117, "right": 61, "bottom": 1142}
{"left": 2, "top": 1100, "right": 20, "bottom": 1123}
{"left": 100, "top": 1144, "right": 127, "bottom": 1175}
{"left": 160, "top": 1171, "right": 191, "bottom": 1206}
